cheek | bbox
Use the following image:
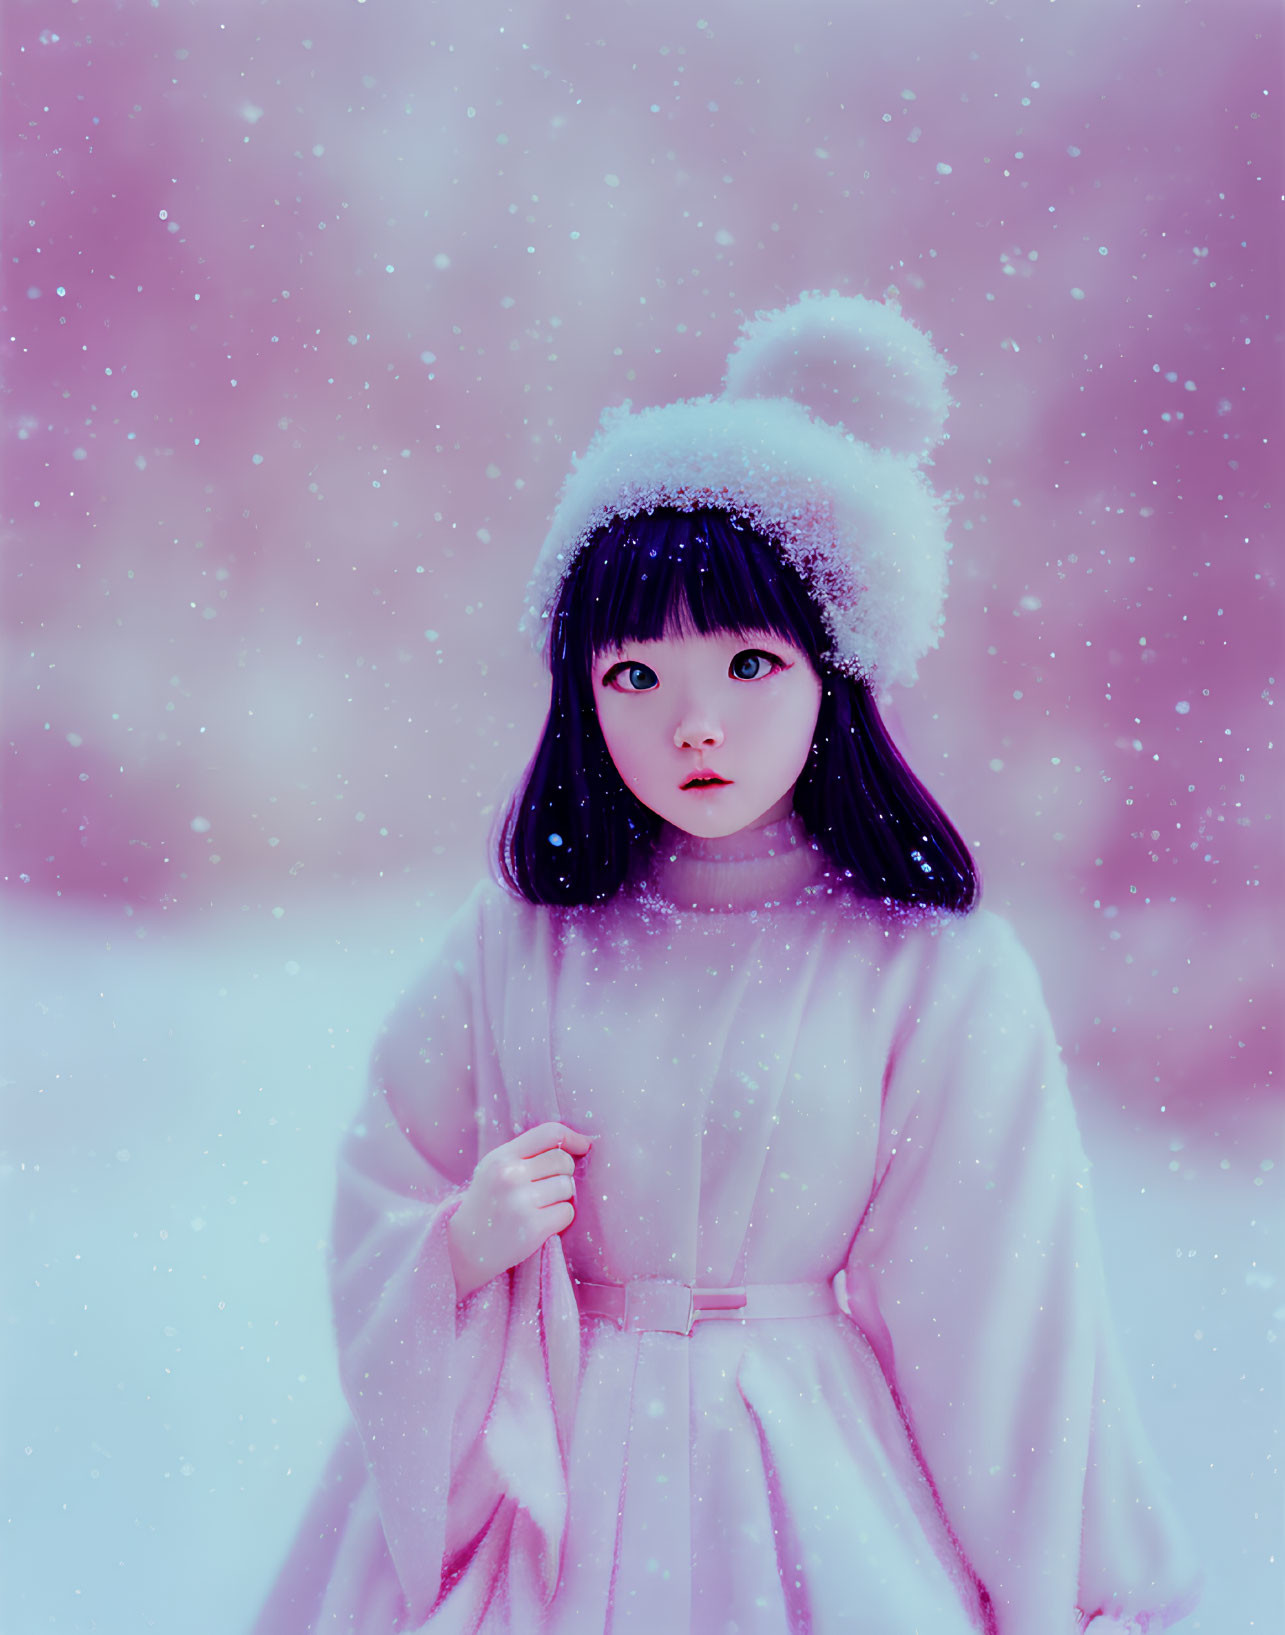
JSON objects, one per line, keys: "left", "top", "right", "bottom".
{"left": 597, "top": 699, "right": 654, "bottom": 780}
{"left": 751, "top": 686, "right": 821, "bottom": 769}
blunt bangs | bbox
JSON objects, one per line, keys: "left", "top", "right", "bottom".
{"left": 560, "top": 508, "right": 829, "bottom": 672}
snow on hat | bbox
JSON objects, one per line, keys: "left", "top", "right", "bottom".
{"left": 521, "top": 291, "right": 956, "bottom": 687}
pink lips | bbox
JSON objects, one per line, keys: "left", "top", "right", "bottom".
{"left": 681, "top": 773, "right": 732, "bottom": 790}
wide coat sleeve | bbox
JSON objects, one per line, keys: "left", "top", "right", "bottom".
{"left": 843, "top": 909, "right": 1202, "bottom": 1635}
{"left": 328, "top": 880, "right": 581, "bottom": 1628}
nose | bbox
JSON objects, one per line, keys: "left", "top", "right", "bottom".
{"left": 674, "top": 713, "right": 724, "bottom": 751}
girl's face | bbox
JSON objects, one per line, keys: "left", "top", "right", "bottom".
{"left": 592, "top": 628, "right": 823, "bottom": 839}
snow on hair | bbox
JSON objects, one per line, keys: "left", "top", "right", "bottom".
{"left": 522, "top": 292, "right": 956, "bottom": 690}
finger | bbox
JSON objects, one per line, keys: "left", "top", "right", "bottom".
{"left": 542, "top": 1201, "right": 576, "bottom": 1238}
{"left": 525, "top": 1149, "right": 576, "bottom": 1182}
{"left": 529, "top": 1174, "right": 576, "bottom": 1209}
{"left": 509, "top": 1121, "right": 597, "bottom": 1160}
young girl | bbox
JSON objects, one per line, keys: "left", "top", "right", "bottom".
{"left": 254, "top": 295, "right": 1201, "bottom": 1634}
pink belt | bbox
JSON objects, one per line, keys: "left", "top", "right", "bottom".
{"left": 573, "top": 1276, "right": 841, "bottom": 1336}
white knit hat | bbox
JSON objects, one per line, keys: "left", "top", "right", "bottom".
{"left": 521, "top": 291, "right": 955, "bottom": 688}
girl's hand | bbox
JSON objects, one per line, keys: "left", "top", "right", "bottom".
{"left": 446, "top": 1121, "right": 595, "bottom": 1301}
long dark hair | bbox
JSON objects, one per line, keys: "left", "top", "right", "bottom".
{"left": 497, "top": 507, "right": 979, "bottom": 911}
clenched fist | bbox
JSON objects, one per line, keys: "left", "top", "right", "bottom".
{"left": 446, "top": 1121, "right": 596, "bottom": 1301}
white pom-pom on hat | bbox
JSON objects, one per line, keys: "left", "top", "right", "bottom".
{"left": 522, "top": 292, "right": 956, "bottom": 689}
{"left": 723, "top": 290, "right": 953, "bottom": 459}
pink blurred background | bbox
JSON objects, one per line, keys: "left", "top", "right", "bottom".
{"left": 4, "top": 0, "right": 1281, "bottom": 1121}
{"left": 2, "top": 3, "right": 1280, "bottom": 1630}
{"left": 4, "top": 0, "right": 1279, "bottom": 1122}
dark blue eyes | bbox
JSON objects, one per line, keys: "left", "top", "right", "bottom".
{"left": 620, "top": 663, "right": 659, "bottom": 692}
{"left": 602, "top": 649, "right": 784, "bottom": 691}
{"left": 730, "top": 651, "right": 774, "bottom": 680}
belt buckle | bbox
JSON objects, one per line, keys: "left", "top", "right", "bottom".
{"left": 619, "top": 1281, "right": 750, "bottom": 1335}
{"left": 693, "top": 1286, "right": 747, "bottom": 1318}
{"left": 621, "top": 1280, "right": 696, "bottom": 1335}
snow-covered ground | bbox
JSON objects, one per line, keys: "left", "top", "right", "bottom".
{"left": 2, "top": 892, "right": 1278, "bottom": 1633}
